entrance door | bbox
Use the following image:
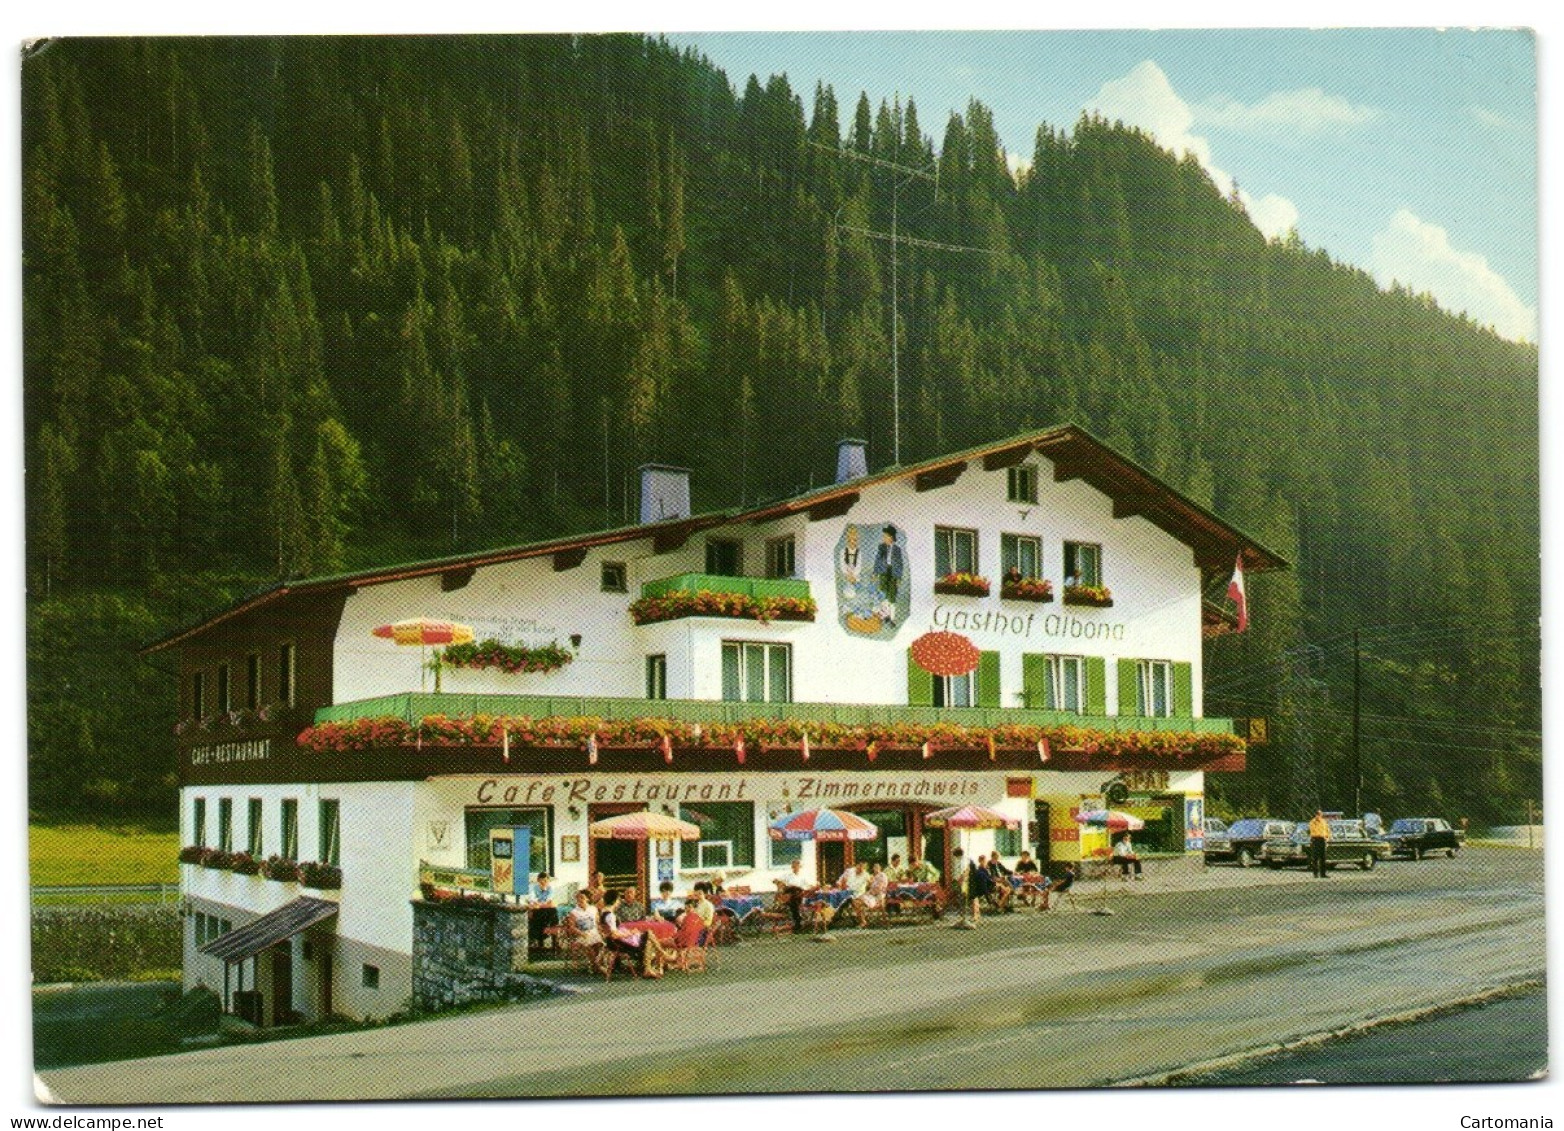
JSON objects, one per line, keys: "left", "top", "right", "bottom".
{"left": 1033, "top": 801, "right": 1052, "bottom": 868}
{"left": 270, "top": 945, "right": 294, "bottom": 1026}
{"left": 817, "top": 840, "right": 846, "bottom": 885}
{"left": 588, "top": 804, "right": 647, "bottom": 901}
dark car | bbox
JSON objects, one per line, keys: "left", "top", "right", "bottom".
{"left": 1379, "top": 817, "right": 1464, "bottom": 860}
{"left": 1216, "top": 818, "right": 1295, "bottom": 868}
{"left": 1261, "top": 819, "right": 1390, "bottom": 871}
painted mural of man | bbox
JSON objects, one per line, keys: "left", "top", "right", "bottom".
{"left": 872, "top": 525, "right": 905, "bottom": 624}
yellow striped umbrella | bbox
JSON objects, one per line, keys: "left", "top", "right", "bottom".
{"left": 371, "top": 618, "right": 474, "bottom": 691}
{"left": 588, "top": 811, "right": 702, "bottom": 841}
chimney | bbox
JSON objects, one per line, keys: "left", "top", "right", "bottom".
{"left": 836, "top": 438, "right": 868, "bottom": 483}
{"left": 639, "top": 464, "right": 691, "bottom": 524}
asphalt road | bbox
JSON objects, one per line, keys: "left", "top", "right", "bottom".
{"left": 36, "top": 846, "right": 1545, "bottom": 1103}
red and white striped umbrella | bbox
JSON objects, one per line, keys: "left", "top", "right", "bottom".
{"left": 1074, "top": 809, "right": 1145, "bottom": 833}
{"left": 769, "top": 808, "right": 880, "bottom": 842}
{"left": 372, "top": 618, "right": 475, "bottom": 646}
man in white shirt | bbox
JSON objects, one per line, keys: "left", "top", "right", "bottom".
{"left": 775, "top": 858, "right": 811, "bottom": 932}
{"left": 837, "top": 862, "right": 871, "bottom": 927}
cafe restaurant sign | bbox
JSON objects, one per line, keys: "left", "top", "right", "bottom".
{"left": 468, "top": 772, "right": 999, "bottom": 807}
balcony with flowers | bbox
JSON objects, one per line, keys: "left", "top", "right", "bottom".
{"left": 631, "top": 573, "right": 816, "bottom": 626}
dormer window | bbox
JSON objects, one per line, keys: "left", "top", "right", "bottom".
{"left": 1007, "top": 464, "right": 1038, "bottom": 504}
{"left": 601, "top": 562, "right": 628, "bottom": 592}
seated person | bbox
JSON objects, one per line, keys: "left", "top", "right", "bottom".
{"left": 903, "top": 855, "right": 940, "bottom": 884}
{"left": 1112, "top": 835, "right": 1144, "bottom": 879}
{"left": 861, "top": 863, "right": 889, "bottom": 917}
{"left": 585, "top": 871, "right": 609, "bottom": 907}
{"left": 527, "top": 872, "right": 558, "bottom": 949}
{"left": 564, "top": 889, "right": 604, "bottom": 955}
{"left": 1047, "top": 863, "right": 1077, "bottom": 908}
{"left": 692, "top": 888, "right": 717, "bottom": 929}
{"left": 650, "top": 881, "right": 683, "bottom": 921}
{"left": 774, "top": 858, "right": 812, "bottom": 932}
{"left": 617, "top": 887, "right": 647, "bottom": 922}
{"left": 709, "top": 871, "right": 728, "bottom": 899}
{"left": 887, "top": 853, "right": 905, "bottom": 880}
{"left": 1012, "top": 850, "right": 1040, "bottom": 874}
{"left": 836, "top": 862, "right": 871, "bottom": 927}
{"left": 985, "top": 854, "right": 1015, "bottom": 912}
{"left": 600, "top": 892, "right": 666, "bottom": 978}
{"left": 674, "top": 897, "right": 708, "bottom": 950}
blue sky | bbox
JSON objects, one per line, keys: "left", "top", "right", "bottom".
{"left": 672, "top": 29, "right": 1538, "bottom": 342}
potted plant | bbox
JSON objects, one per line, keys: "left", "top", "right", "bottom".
{"left": 178, "top": 844, "right": 206, "bottom": 865}
{"left": 933, "top": 572, "right": 991, "bottom": 597}
{"left": 1000, "top": 576, "right": 1054, "bottom": 602}
{"left": 199, "top": 847, "right": 234, "bottom": 869}
{"left": 261, "top": 856, "right": 299, "bottom": 882}
{"left": 297, "top": 861, "right": 343, "bottom": 890}
{"left": 1063, "top": 583, "right": 1114, "bottom": 608}
{"left": 229, "top": 851, "right": 261, "bottom": 875}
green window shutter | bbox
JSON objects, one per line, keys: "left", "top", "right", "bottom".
{"left": 1117, "top": 659, "right": 1139, "bottom": 717}
{"left": 1022, "top": 654, "right": 1047, "bottom": 710}
{"left": 1173, "top": 661, "right": 1194, "bottom": 718}
{"left": 907, "top": 649, "right": 934, "bottom": 707}
{"left": 977, "top": 651, "right": 1002, "bottom": 708}
{"left": 1085, "top": 656, "right": 1107, "bottom": 716}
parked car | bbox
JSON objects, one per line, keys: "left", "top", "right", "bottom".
{"left": 1261, "top": 819, "right": 1391, "bottom": 871}
{"left": 1379, "top": 817, "right": 1464, "bottom": 860}
{"left": 1202, "top": 818, "right": 1230, "bottom": 860}
{"left": 1215, "top": 818, "right": 1295, "bottom": 868}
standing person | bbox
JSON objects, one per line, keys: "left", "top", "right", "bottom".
{"left": 871, "top": 525, "right": 905, "bottom": 623}
{"left": 987, "top": 853, "right": 1016, "bottom": 911}
{"left": 1309, "top": 810, "right": 1332, "bottom": 878}
{"left": 775, "top": 858, "right": 811, "bottom": 933}
{"left": 527, "top": 872, "right": 558, "bottom": 951}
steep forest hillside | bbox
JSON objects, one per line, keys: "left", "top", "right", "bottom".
{"left": 21, "top": 34, "right": 1539, "bottom": 823}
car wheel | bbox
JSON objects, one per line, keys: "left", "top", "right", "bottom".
{"left": 1449, "top": 846, "right": 1459, "bottom": 858}
{"left": 1360, "top": 853, "right": 1375, "bottom": 871}
{"left": 1237, "top": 848, "right": 1253, "bottom": 868}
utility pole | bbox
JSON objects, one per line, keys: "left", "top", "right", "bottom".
{"left": 1352, "top": 628, "right": 1362, "bottom": 814}
{"left": 809, "top": 140, "right": 1000, "bottom": 467}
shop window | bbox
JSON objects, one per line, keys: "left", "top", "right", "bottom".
{"left": 935, "top": 526, "right": 978, "bottom": 577}
{"left": 601, "top": 562, "right": 627, "bottom": 593}
{"left": 705, "top": 538, "right": 742, "bottom": 576}
{"left": 1007, "top": 465, "right": 1038, "bottom": 504}
{"left": 247, "top": 798, "right": 263, "bottom": 857}
{"left": 765, "top": 536, "right": 796, "bottom": 579}
{"left": 679, "top": 801, "right": 755, "bottom": 870}
{"left": 319, "top": 799, "right": 340, "bottom": 866}
{"left": 281, "top": 799, "right": 299, "bottom": 861}
{"left": 246, "top": 653, "right": 261, "bottom": 711}
{"left": 192, "top": 797, "right": 207, "bottom": 848}
{"left": 645, "top": 654, "right": 668, "bottom": 700}
{"left": 1064, "top": 542, "right": 1102, "bottom": 588}
{"left": 218, "top": 798, "right": 233, "bottom": 853}
{"left": 721, "top": 641, "right": 791, "bottom": 703}
{"left": 769, "top": 837, "right": 803, "bottom": 867}
{"left": 465, "top": 807, "right": 552, "bottom": 875}
{"left": 1001, "top": 533, "right": 1042, "bottom": 579}
{"left": 996, "top": 824, "right": 1024, "bottom": 856}
{"left": 277, "top": 644, "right": 296, "bottom": 707}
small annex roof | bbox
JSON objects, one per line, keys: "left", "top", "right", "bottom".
{"left": 198, "top": 896, "right": 339, "bottom": 962}
{"left": 144, "top": 423, "right": 1287, "bottom": 653}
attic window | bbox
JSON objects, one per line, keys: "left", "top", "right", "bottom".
{"left": 705, "top": 539, "right": 742, "bottom": 577}
{"left": 1007, "top": 465, "right": 1038, "bottom": 504}
{"left": 601, "top": 562, "right": 627, "bottom": 593}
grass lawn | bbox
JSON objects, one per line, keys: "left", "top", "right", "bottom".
{"left": 30, "top": 824, "right": 180, "bottom": 887}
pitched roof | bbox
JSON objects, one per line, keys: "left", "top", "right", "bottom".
{"left": 198, "top": 896, "right": 339, "bottom": 962}
{"left": 144, "top": 423, "right": 1286, "bottom": 653}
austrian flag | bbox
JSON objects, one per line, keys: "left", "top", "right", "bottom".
{"left": 1228, "top": 553, "right": 1249, "bottom": 633}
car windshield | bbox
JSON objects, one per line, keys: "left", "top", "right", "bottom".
{"left": 1330, "top": 821, "right": 1365, "bottom": 837}
{"left": 1206, "top": 819, "right": 1227, "bottom": 833}
{"left": 1228, "top": 819, "right": 1268, "bottom": 837}
{"left": 1387, "top": 819, "right": 1422, "bottom": 833}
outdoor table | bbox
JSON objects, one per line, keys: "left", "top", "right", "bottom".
{"left": 719, "top": 894, "right": 765, "bottom": 919}
{"left": 803, "top": 888, "right": 856, "bottom": 910}
{"left": 619, "top": 918, "right": 677, "bottom": 944}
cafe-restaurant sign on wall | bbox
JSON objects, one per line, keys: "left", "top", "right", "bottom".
{"left": 468, "top": 773, "right": 997, "bottom": 807}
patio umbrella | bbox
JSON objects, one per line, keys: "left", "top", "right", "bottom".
{"left": 371, "top": 618, "right": 475, "bottom": 691}
{"left": 1074, "top": 809, "right": 1146, "bottom": 916}
{"left": 909, "top": 631, "right": 982, "bottom": 677}
{"left": 768, "top": 808, "right": 880, "bottom": 842}
{"left": 924, "top": 805, "right": 1021, "bottom": 927}
{"left": 589, "top": 811, "right": 703, "bottom": 906}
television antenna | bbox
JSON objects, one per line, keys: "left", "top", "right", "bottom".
{"left": 810, "top": 141, "right": 1004, "bottom": 466}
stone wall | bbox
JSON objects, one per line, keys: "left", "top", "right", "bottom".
{"left": 410, "top": 898, "right": 536, "bottom": 1011}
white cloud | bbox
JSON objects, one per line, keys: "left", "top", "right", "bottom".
{"left": 1083, "top": 60, "right": 1299, "bottom": 240}
{"left": 1195, "top": 88, "right": 1379, "bottom": 135}
{"left": 1370, "top": 208, "right": 1536, "bottom": 343}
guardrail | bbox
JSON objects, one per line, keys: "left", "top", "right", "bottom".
{"left": 31, "top": 883, "right": 180, "bottom": 905}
